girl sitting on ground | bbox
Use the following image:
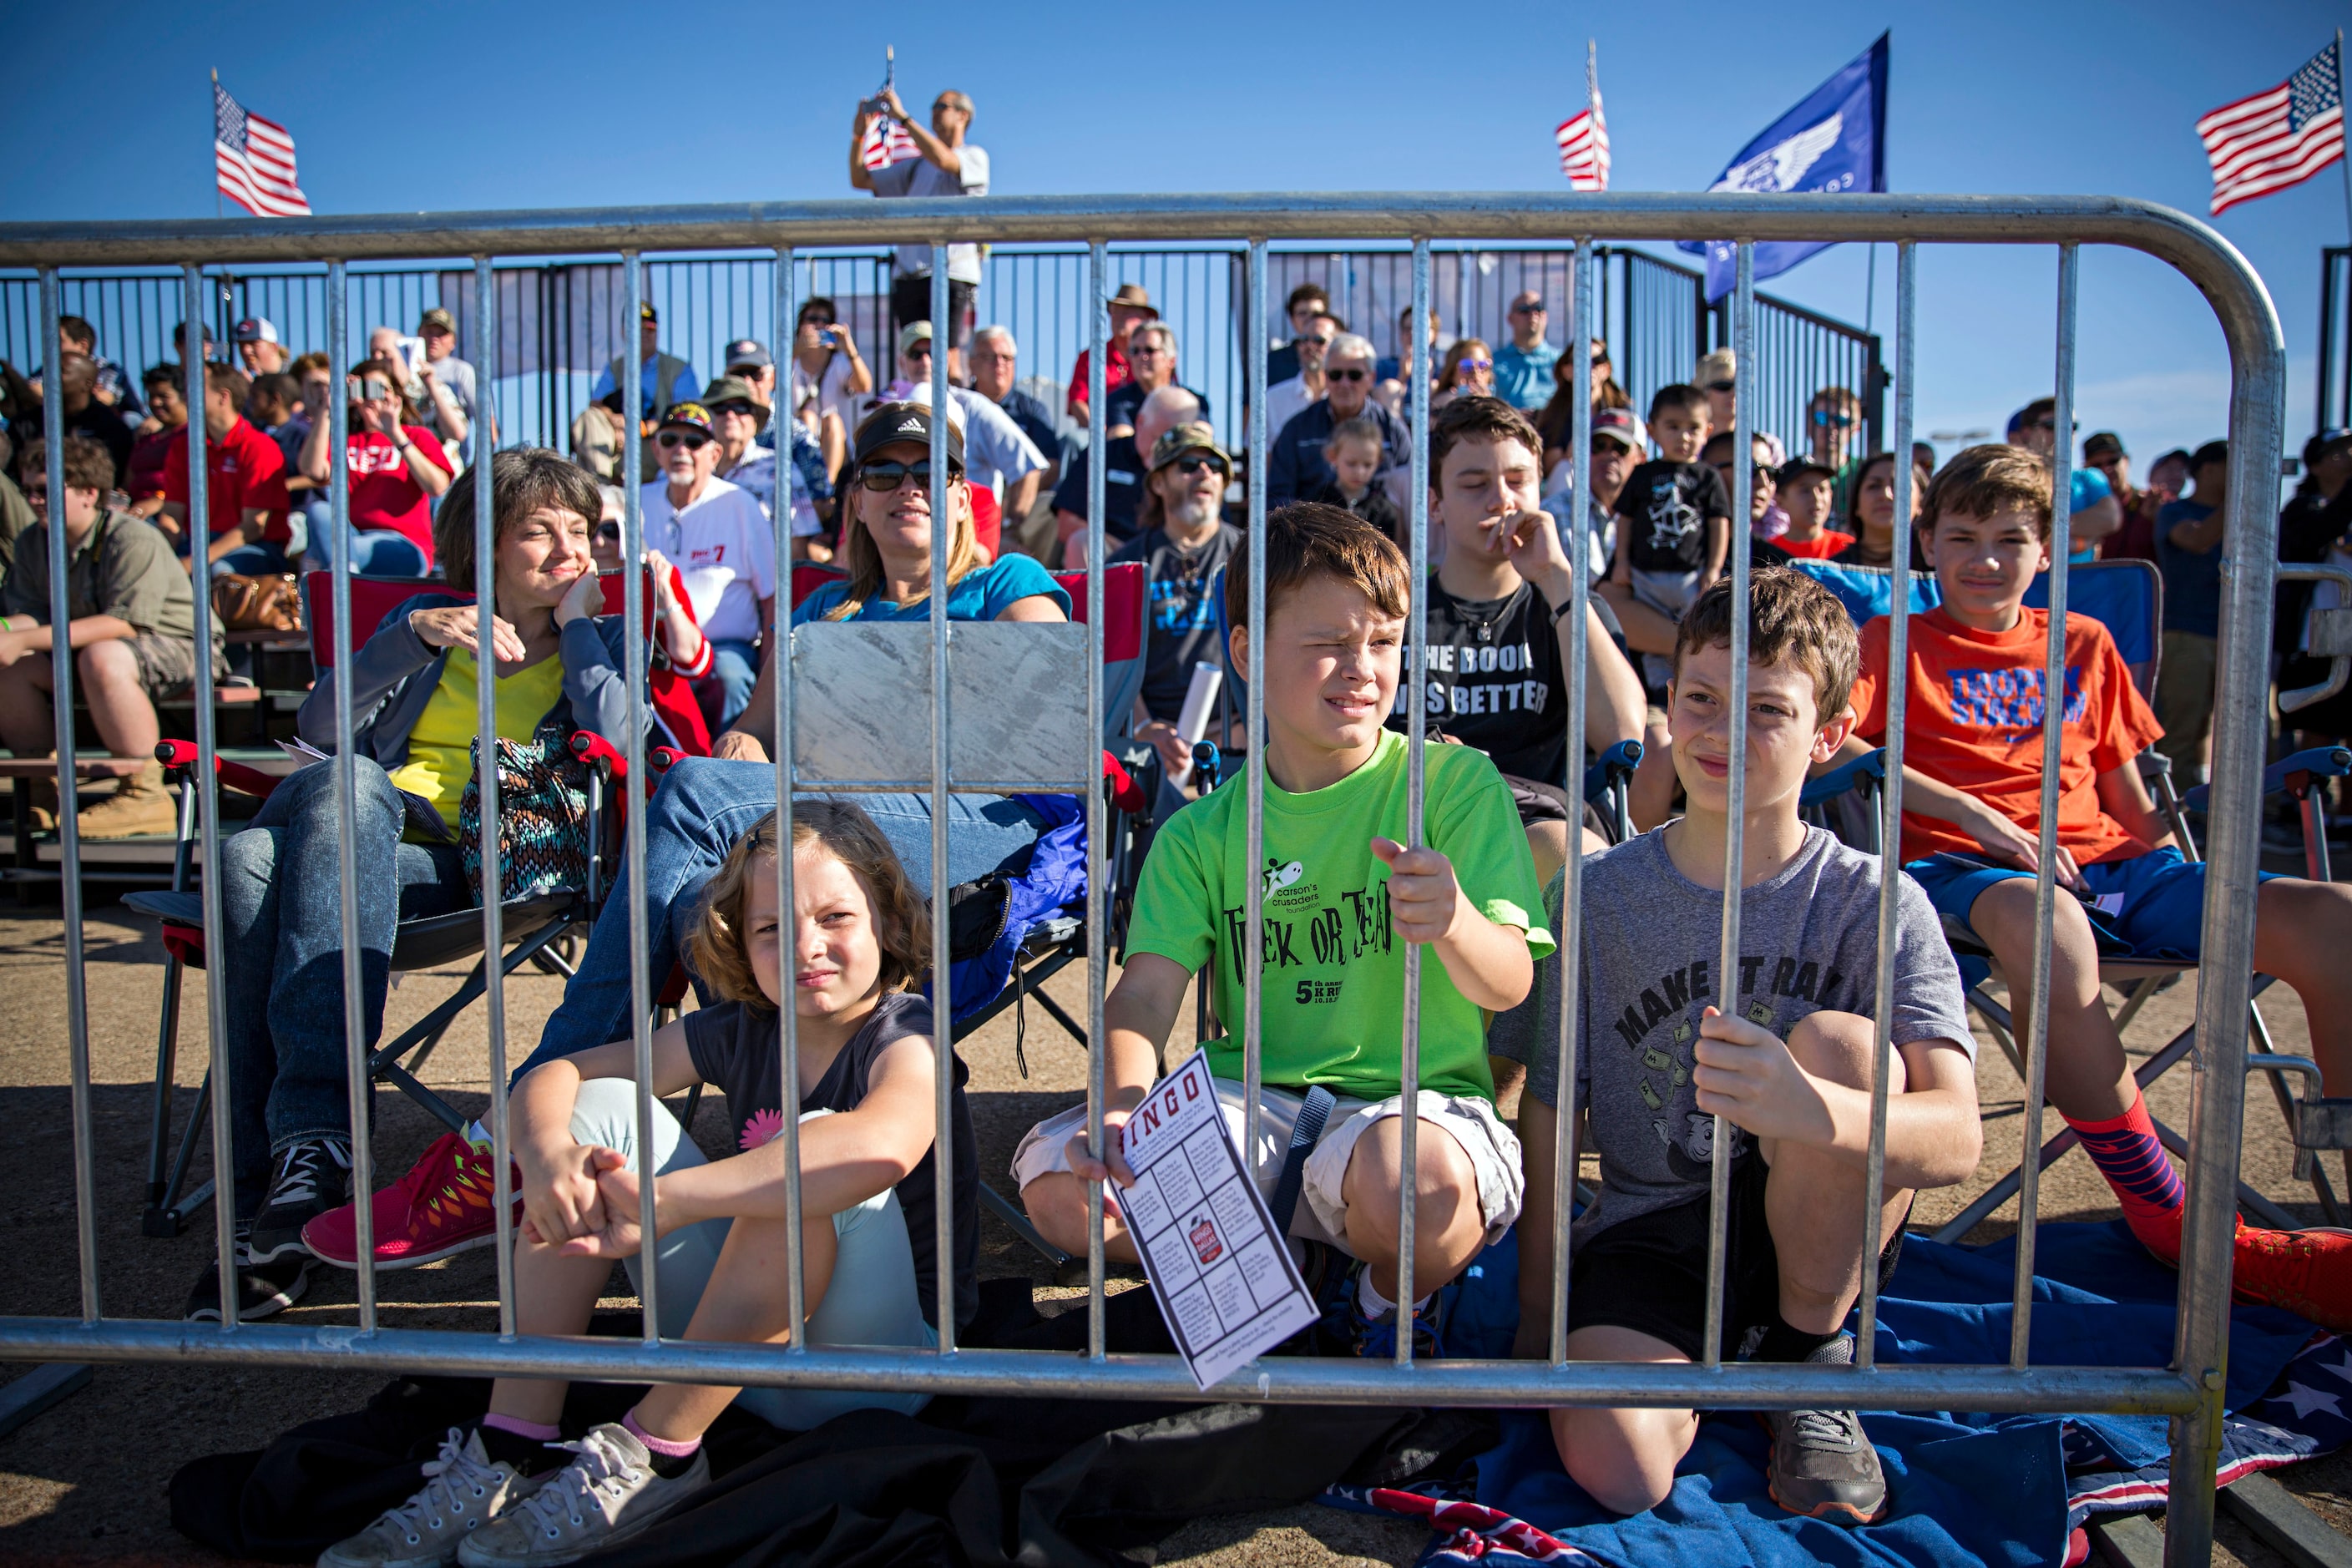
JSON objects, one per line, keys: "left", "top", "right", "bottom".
{"left": 321, "top": 802, "right": 975, "bottom": 1568}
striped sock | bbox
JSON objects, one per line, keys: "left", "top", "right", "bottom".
{"left": 2065, "top": 1092, "right": 2186, "bottom": 1262}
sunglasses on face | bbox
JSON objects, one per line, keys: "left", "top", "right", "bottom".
{"left": 1327, "top": 367, "right": 1368, "bottom": 382}
{"left": 857, "top": 458, "right": 961, "bottom": 492}
{"left": 1811, "top": 409, "right": 1855, "bottom": 428}
{"left": 1456, "top": 358, "right": 1492, "bottom": 373}
{"left": 1129, "top": 342, "right": 1165, "bottom": 356}
{"left": 657, "top": 431, "right": 711, "bottom": 451}
{"left": 1510, "top": 301, "right": 1545, "bottom": 315}
{"left": 1302, "top": 333, "right": 1333, "bottom": 347}
{"left": 1171, "top": 454, "right": 1227, "bottom": 478}
{"left": 707, "top": 402, "right": 758, "bottom": 419}
{"left": 1704, "top": 379, "right": 1736, "bottom": 393}
{"left": 598, "top": 522, "right": 622, "bottom": 542}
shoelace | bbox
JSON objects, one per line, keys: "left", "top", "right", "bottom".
{"left": 510, "top": 1429, "right": 643, "bottom": 1539}
{"left": 268, "top": 1138, "right": 352, "bottom": 1209}
{"left": 1783, "top": 1407, "right": 1862, "bottom": 1451}
{"left": 377, "top": 1428, "right": 503, "bottom": 1545}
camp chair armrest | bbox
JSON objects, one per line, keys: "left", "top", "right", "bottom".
{"left": 1582, "top": 739, "right": 1642, "bottom": 812}
{"left": 650, "top": 746, "right": 685, "bottom": 776}
{"left": 2180, "top": 745, "right": 2352, "bottom": 812}
{"left": 1102, "top": 751, "right": 1148, "bottom": 817}
{"left": 1800, "top": 746, "right": 1888, "bottom": 808}
{"left": 155, "top": 740, "right": 282, "bottom": 802}
{"left": 569, "top": 731, "right": 627, "bottom": 781}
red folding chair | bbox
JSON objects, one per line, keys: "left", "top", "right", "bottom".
{"left": 124, "top": 574, "right": 658, "bottom": 1237}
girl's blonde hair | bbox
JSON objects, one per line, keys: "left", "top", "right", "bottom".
{"left": 826, "top": 402, "right": 984, "bottom": 620}
{"left": 685, "top": 802, "right": 933, "bottom": 1011}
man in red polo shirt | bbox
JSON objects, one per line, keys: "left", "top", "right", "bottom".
{"left": 159, "top": 363, "right": 293, "bottom": 576}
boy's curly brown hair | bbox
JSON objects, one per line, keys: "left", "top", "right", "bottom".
{"left": 686, "top": 801, "right": 932, "bottom": 1013}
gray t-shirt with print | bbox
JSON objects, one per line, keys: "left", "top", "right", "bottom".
{"left": 1490, "top": 824, "right": 1971, "bottom": 1245}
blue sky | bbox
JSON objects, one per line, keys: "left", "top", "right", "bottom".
{"left": 3, "top": 0, "right": 2347, "bottom": 473}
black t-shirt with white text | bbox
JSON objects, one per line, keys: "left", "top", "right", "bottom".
{"left": 1108, "top": 523, "right": 1242, "bottom": 721}
{"left": 682, "top": 989, "right": 978, "bottom": 1329}
{"left": 1614, "top": 461, "right": 1731, "bottom": 573}
{"left": 1386, "top": 577, "right": 1626, "bottom": 786}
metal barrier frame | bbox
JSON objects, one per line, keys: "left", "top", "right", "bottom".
{"left": 0, "top": 192, "right": 2283, "bottom": 1566}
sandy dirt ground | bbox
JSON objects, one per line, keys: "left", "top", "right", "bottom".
{"left": 1, "top": 873, "right": 2349, "bottom": 1565}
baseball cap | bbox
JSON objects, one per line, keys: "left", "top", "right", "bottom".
{"left": 2082, "top": 431, "right": 2127, "bottom": 463}
{"left": 233, "top": 317, "right": 280, "bottom": 345}
{"left": 852, "top": 400, "right": 965, "bottom": 471}
{"left": 723, "top": 338, "right": 772, "bottom": 371}
{"left": 638, "top": 302, "right": 658, "bottom": 323}
{"left": 1591, "top": 407, "right": 1642, "bottom": 450}
{"left": 1778, "top": 455, "right": 1835, "bottom": 487}
{"left": 1693, "top": 347, "right": 1736, "bottom": 387}
{"left": 698, "top": 376, "right": 771, "bottom": 432}
{"left": 1148, "top": 420, "right": 1229, "bottom": 473}
{"left": 898, "top": 321, "right": 936, "bottom": 357}
{"left": 417, "top": 307, "right": 457, "bottom": 336}
{"left": 655, "top": 401, "right": 716, "bottom": 438}
{"left": 2190, "top": 439, "right": 2228, "bottom": 472}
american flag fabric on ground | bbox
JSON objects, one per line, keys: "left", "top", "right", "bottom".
{"left": 215, "top": 80, "right": 311, "bottom": 218}
{"left": 2198, "top": 40, "right": 2344, "bottom": 216}
{"left": 861, "top": 113, "right": 919, "bottom": 173}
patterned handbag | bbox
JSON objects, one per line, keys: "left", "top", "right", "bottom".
{"left": 458, "top": 716, "right": 592, "bottom": 904}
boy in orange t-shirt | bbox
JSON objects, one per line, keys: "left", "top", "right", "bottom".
{"left": 1836, "top": 442, "right": 2352, "bottom": 1329}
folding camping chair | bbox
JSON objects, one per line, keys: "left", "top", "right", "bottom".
{"left": 125, "top": 570, "right": 664, "bottom": 1238}
{"left": 1783, "top": 555, "right": 2350, "bottom": 1236}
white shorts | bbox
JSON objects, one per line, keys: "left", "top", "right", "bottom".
{"left": 1012, "top": 1075, "right": 1525, "bottom": 1253}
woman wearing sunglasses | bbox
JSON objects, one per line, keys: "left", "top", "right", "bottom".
{"left": 1431, "top": 337, "right": 1495, "bottom": 412}
{"left": 296, "top": 355, "right": 453, "bottom": 578}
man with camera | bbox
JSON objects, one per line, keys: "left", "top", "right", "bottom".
{"left": 849, "top": 83, "right": 989, "bottom": 379}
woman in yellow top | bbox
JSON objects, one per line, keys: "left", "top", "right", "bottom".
{"left": 188, "top": 449, "right": 641, "bottom": 1324}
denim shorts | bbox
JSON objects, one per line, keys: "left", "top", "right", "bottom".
{"left": 1902, "top": 846, "right": 2278, "bottom": 964}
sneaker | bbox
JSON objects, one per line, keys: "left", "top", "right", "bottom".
{"left": 184, "top": 1252, "right": 309, "bottom": 1323}
{"left": 2231, "top": 1223, "right": 2352, "bottom": 1332}
{"left": 455, "top": 1423, "right": 708, "bottom": 1567}
{"left": 247, "top": 1136, "right": 352, "bottom": 1265}
{"left": 306, "top": 1132, "right": 518, "bottom": 1271}
{"left": 75, "top": 762, "right": 177, "bottom": 840}
{"left": 1329, "top": 1262, "right": 1453, "bottom": 1359}
{"left": 320, "top": 1427, "right": 546, "bottom": 1568}
{"left": 1760, "top": 1334, "right": 1887, "bottom": 1525}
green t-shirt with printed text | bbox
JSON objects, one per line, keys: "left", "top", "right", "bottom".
{"left": 1125, "top": 729, "right": 1552, "bottom": 1102}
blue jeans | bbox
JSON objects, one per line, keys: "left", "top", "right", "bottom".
{"left": 569, "top": 1081, "right": 932, "bottom": 1429}
{"left": 516, "top": 758, "right": 1045, "bottom": 1080}
{"left": 698, "top": 639, "right": 761, "bottom": 728}
{"left": 304, "top": 517, "right": 429, "bottom": 579}
{"left": 219, "top": 759, "right": 469, "bottom": 1216}
{"left": 174, "top": 531, "right": 293, "bottom": 579}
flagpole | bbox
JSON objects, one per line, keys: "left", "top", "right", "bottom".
{"left": 2338, "top": 30, "right": 2351, "bottom": 243}
{"left": 208, "top": 68, "right": 220, "bottom": 217}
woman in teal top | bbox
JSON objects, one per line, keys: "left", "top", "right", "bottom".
{"left": 792, "top": 402, "right": 1069, "bottom": 627}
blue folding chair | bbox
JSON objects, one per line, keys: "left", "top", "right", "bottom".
{"left": 1784, "top": 555, "right": 2347, "bottom": 1235}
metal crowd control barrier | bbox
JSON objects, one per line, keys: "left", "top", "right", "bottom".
{"left": 0, "top": 192, "right": 2283, "bottom": 1567}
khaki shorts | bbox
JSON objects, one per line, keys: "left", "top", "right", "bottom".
{"left": 128, "top": 633, "right": 228, "bottom": 701}
{"left": 1013, "top": 1074, "right": 1525, "bottom": 1253}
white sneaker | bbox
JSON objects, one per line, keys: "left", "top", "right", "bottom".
{"left": 317, "top": 1427, "right": 544, "bottom": 1568}
{"left": 455, "top": 1422, "right": 709, "bottom": 1567}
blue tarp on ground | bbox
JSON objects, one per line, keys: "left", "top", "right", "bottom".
{"left": 1326, "top": 1222, "right": 2345, "bottom": 1568}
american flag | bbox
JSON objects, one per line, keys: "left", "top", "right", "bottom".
{"left": 861, "top": 113, "right": 919, "bottom": 173}
{"left": 2197, "top": 40, "right": 2344, "bottom": 216}
{"left": 215, "top": 79, "right": 311, "bottom": 218}
{"left": 1555, "top": 43, "right": 1609, "bottom": 191}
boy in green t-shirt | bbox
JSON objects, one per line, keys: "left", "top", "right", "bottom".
{"left": 1014, "top": 503, "right": 1550, "bottom": 1354}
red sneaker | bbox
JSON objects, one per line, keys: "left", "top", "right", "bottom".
{"left": 2229, "top": 1223, "right": 2352, "bottom": 1332}
{"left": 302, "top": 1131, "right": 520, "bottom": 1271}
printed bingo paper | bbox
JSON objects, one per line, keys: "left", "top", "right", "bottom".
{"left": 1116, "top": 1051, "right": 1319, "bottom": 1389}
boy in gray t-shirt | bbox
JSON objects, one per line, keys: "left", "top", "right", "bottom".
{"left": 1495, "top": 567, "right": 1978, "bottom": 1526}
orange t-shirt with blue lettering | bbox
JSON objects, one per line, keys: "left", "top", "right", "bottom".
{"left": 1849, "top": 607, "right": 2165, "bottom": 867}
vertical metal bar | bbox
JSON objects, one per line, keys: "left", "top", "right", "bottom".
{"left": 2012, "top": 245, "right": 2078, "bottom": 1368}
{"left": 2163, "top": 249, "right": 2284, "bottom": 1568}
{"left": 1396, "top": 238, "right": 1431, "bottom": 1368}
{"left": 326, "top": 260, "right": 377, "bottom": 1334}
{"left": 928, "top": 245, "right": 956, "bottom": 1353}
{"left": 470, "top": 255, "right": 514, "bottom": 1338}
{"left": 621, "top": 251, "right": 660, "bottom": 1343}
{"left": 1549, "top": 240, "right": 1594, "bottom": 1367}
{"left": 1243, "top": 239, "right": 1268, "bottom": 1178}
{"left": 1702, "top": 244, "right": 1756, "bottom": 1371}
{"left": 185, "top": 266, "right": 240, "bottom": 1333}
{"left": 771, "top": 245, "right": 807, "bottom": 1355}
{"left": 1085, "top": 238, "right": 1110, "bottom": 1363}
{"left": 1856, "top": 243, "right": 1917, "bottom": 1370}
{"left": 38, "top": 269, "right": 99, "bottom": 1324}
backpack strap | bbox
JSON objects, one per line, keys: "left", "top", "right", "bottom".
{"left": 1267, "top": 1085, "right": 1338, "bottom": 1238}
